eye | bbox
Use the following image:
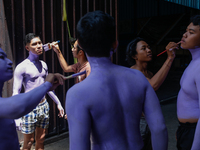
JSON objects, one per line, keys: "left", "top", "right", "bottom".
{"left": 0, "top": 55, "right": 5, "bottom": 59}
{"left": 32, "top": 43, "right": 37, "bottom": 46}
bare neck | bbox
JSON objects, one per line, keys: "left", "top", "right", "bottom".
{"left": 131, "top": 61, "right": 148, "bottom": 73}
{"left": 77, "top": 55, "right": 88, "bottom": 65}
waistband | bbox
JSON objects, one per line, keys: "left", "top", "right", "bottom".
{"left": 38, "top": 98, "right": 47, "bottom": 106}
{"left": 40, "top": 98, "right": 46, "bottom": 104}
{"left": 179, "top": 121, "right": 197, "bottom": 128}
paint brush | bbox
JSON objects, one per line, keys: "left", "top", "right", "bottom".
{"left": 43, "top": 40, "right": 60, "bottom": 52}
{"left": 157, "top": 41, "right": 181, "bottom": 57}
{"left": 64, "top": 70, "right": 86, "bottom": 79}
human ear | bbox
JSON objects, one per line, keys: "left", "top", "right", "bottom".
{"left": 79, "top": 50, "right": 83, "bottom": 55}
{"left": 25, "top": 45, "right": 30, "bottom": 51}
{"left": 132, "top": 55, "right": 137, "bottom": 60}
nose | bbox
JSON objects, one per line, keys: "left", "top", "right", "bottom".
{"left": 6, "top": 58, "right": 13, "bottom": 65}
{"left": 147, "top": 48, "right": 151, "bottom": 53}
{"left": 37, "top": 42, "right": 42, "bottom": 48}
{"left": 183, "top": 32, "right": 187, "bottom": 38}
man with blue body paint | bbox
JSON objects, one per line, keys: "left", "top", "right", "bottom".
{"left": 66, "top": 10, "right": 168, "bottom": 150}
{"left": 12, "top": 33, "right": 65, "bottom": 150}
{"left": 176, "top": 15, "right": 200, "bottom": 150}
{"left": 0, "top": 46, "right": 65, "bottom": 150}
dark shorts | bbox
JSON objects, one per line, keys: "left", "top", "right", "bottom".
{"left": 176, "top": 122, "right": 197, "bottom": 150}
{"left": 140, "top": 116, "right": 152, "bottom": 150}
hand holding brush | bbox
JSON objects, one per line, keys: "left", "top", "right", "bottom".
{"left": 157, "top": 41, "right": 181, "bottom": 57}
{"left": 43, "top": 40, "right": 60, "bottom": 52}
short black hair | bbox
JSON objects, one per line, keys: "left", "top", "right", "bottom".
{"left": 190, "top": 15, "right": 200, "bottom": 27}
{"left": 126, "top": 37, "right": 147, "bottom": 66}
{"left": 24, "top": 33, "right": 40, "bottom": 45}
{"left": 77, "top": 10, "right": 116, "bottom": 57}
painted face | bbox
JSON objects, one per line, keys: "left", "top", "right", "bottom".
{"left": 71, "top": 41, "right": 79, "bottom": 58}
{"left": 0, "top": 48, "right": 13, "bottom": 82}
{"left": 26, "top": 37, "right": 43, "bottom": 55}
{"left": 181, "top": 23, "right": 200, "bottom": 49}
{"left": 134, "top": 41, "right": 152, "bottom": 62}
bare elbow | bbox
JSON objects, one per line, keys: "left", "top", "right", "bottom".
{"left": 150, "top": 83, "right": 159, "bottom": 91}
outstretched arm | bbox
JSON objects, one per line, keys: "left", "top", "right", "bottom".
{"left": 148, "top": 42, "right": 178, "bottom": 91}
{"left": 0, "top": 73, "right": 64, "bottom": 119}
{"left": 0, "top": 82, "right": 52, "bottom": 119}
{"left": 52, "top": 42, "right": 74, "bottom": 73}
{"left": 144, "top": 83, "right": 168, "bottom": 150}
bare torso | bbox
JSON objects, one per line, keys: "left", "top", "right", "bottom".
{"left": 66, "top": 57, "right": 167, "bottom": 150}
{"left": 177, "top": 50, "right": 200, "bottom": 123}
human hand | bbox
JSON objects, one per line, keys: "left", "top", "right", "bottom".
{"left": 57, "top": 104, "right": 64, "bottom": 118}
{"left": 165, "top": 42, "right": 180, "bottom": 60}
{"left": 45, "top": 73, "right": 65, "bottom": 91}
{"left": 51, "top": 41, "right": 61, "bottom": 54}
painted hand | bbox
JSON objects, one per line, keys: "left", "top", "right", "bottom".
{"left": 57, "top": 104, "right": 64, "bottom": 117}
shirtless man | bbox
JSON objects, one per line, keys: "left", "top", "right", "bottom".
{"left": 52, "top": 40, "right": 90, "bottom": 83}
{"left": 66, "top": 10, "right": 168, "bottom": 150}
{"left": 126, "top": 37, "right": 178, "bottom": 149}
{"left": 176, "top": 15, "right": 200, "bottom": 150}
{"left": 0, "top": 47, "right": 64, "bottom": 150}
{"left": 12, "top": 33, "right": 64, "bottom": 150}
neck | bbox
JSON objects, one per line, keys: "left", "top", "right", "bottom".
{"left": 87, "top": 56, "right": 111, "bottom": 69}
{"left": 189, "top": 47, "right": 200, "bottom": 60}
{"left": 28, "top": 51, "right": 39, "bottom": 62}
{"left": 77, "top": 56, "right": 88, "bottom": 65}
{"left": 134, "top": 61, "right": 148, "bottom": 73}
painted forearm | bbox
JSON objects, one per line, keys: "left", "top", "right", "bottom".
{"left": 0, "top": 81, "right": 52, "bottom": 119}
{"left": 47, "top": 91, "right": 61, "bottom": 105}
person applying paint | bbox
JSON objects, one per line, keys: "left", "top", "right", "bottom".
{"left": 66, "top": 10, "right": 168, "bottom": 150}
{"left": 176, "top": 15, "right": 200, "bottom": 150}
{"left": 12, "top": 33, "right": 64, "bottom": 150}
{"left": 0, "top": 46, "right": 65, "bottom": 150}
{"left": 51, "top": 39, "right": 91, "bottom": 83}
{"left": 126, "top": 37, "right": 179, "bottom": 149}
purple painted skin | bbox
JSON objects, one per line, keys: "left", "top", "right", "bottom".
{"left": 66, "top": 56, "right": 168, "bottom": 150}
{"left": 177, "top": 22, "right": 200, "bottom": 149}
{"left": 12, "top": 35, "right": 64, "bottom": 150}
{"left": 0, "top": 48, "right": 57, "bottom": 150}
{"left": 66, "top": 11, "right": 168, "bottom": 150}
{"left": 12, "top": 50, "right": 64, "bottom": 116}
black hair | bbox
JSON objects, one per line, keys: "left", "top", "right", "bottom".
{"left": 24, "top": 33, "right": 40, "bottom": 45}
{"left": 126, "top": 37, "right": 147, "bottom": 66}
{"left": 190, "top": 15, "right": 200, "bottom": 26}
{"left": 77, "top": 10, "right": 116, "bottom": 57}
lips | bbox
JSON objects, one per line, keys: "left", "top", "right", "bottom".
{"left": 181, "top": 39, "right": 185, "bottom": 43}
{"left": 7, "top": 67, "right": 13, "bottom": 72}
{"left": 37, "top": 49, "right": 43, "bottom": 52}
